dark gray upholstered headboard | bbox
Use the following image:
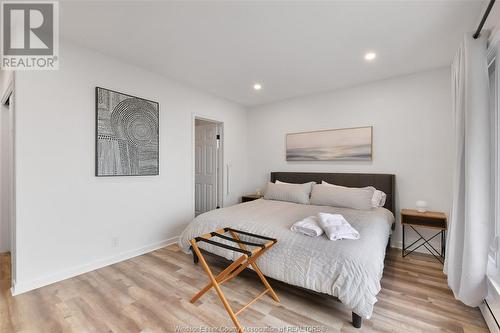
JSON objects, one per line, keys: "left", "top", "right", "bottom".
{"left": 270, "top": 172, "right": 396, "bottom": 214}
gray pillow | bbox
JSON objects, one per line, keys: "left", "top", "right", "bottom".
{"left": 322, "top": 181, "right": 386, "bottom": 208}
{"left": 310, "top": 183, "right": 374, "bottom": 210}
{"left": 264, "top": 182, "right": 313, "bottom": 205}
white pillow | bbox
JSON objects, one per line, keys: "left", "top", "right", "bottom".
{"left": 322, "top": 181, "right": 386, "bottom": 208}
{"left": 264, "top": 182, "right": 313, "bottom": 205}
{"left": 311, "top": 183, "right": 374, "bottom": 210}
{"left": 264, "top": 180, "right": 314, "bottom": 196}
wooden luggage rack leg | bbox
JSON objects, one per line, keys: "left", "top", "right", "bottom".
{"left": 189, "top": 228, "right": 279, "bottom": 333}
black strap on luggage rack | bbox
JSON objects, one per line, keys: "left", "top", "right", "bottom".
{"left": 192, "top": 227, "right": 277, "bottom": 257}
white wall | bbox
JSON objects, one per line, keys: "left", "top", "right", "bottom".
{"left": 12, "top": 40, "right": 247, "bottom": 293}
{"left": 246, "top": 68, "right": 453, "bottom": 248}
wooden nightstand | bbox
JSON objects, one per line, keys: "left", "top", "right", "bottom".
{"left": 401, "top": 209, "right": 447, "bottom": 264}
{"left": 241, "top": 194, "right": 263, "bottom": 203}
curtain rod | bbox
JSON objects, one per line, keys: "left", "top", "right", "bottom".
{"left": 473, "top": 0, "right": 496, "bottom": 39}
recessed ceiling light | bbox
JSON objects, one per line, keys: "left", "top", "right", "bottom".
{"left": 253, "top": 83, "right": 262, "bottom": 91}
{"left": 364, "top": 52, "right": 376, "bottom": 61}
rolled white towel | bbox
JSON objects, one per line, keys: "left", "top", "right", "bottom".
{"left": 291, "top": 215, "right": 324, "bottom": 237}
{"left": 317, "top": 213, "right": 360, "bottom": 241}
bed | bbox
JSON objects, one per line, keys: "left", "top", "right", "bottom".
{"left": 178, "top": 172, "right": 395, "bottom": 328}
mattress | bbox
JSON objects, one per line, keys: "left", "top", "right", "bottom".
{"left": 178, "top": 198, "right": 394, "bottom": 318}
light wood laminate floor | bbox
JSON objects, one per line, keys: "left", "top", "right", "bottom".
{"left": 0, "top": 246, "right": 488, "bottom": 332}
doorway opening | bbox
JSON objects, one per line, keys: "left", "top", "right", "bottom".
{"left": 1, "top": 85, "right": 16, "bottom": 288}
{"left": 194, "top": 117, "right": 223, "bottom": 216}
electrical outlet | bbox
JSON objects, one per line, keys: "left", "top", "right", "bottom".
{"left": 111, "top": 237, "right": 119, "bottom": 248}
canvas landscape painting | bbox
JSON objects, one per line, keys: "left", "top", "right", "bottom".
{"left": 286, "top": 126, "right": 372, "bottom": 161}
{"left": 96, "top": 87, "right": 159, "bottom": 176}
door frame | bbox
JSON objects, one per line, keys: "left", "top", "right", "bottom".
{"left": 192, "top": 114, "right": 224, "bottom": 217}
{"left": 1, "top": 75, "right": 16, "bottom": 291}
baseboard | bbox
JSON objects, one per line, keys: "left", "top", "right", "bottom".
{"left": 391, "top": 240, "right": 402, "bottom": 249}
{"left": 480, "top": 301, "right": 500, "bottom": 333}
{"left": 11, "top": 236, "right": 179, "bottom": 296}
{"left": 481, "top": 276, "right": 500, "bottom": 333}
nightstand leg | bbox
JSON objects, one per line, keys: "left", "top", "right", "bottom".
{"left": 402, "top": 225, "right": 405, "bottom": 257}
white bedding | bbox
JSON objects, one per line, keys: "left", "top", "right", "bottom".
{"left": 178, "top": 198, "right": 394, "bottom": 319}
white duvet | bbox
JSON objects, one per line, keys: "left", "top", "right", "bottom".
{"left": 178, "top": 199, "right": 394, "bottom": 319}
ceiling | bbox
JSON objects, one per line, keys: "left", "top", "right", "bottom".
{"left": 60, "top": 1, "right": 486, "bottom": 106}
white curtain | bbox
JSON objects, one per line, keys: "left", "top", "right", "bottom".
{"left": 444, "top": 33, "right": 491, "bottom": 306}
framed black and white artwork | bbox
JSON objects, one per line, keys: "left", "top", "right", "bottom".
{"left": 95, "top": 87, "right": 159, "bottom": 176}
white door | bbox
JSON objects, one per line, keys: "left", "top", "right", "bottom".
{"left": 195, "top": 123, "right": 219, "bottom": 216}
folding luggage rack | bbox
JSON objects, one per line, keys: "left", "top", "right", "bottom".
{"left": 189, "top": 227, "right": 279, "bottom": 333}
